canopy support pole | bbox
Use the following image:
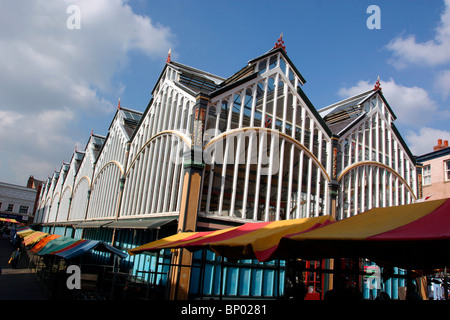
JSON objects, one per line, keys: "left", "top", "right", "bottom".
{"left": 169, "top": 95, "right": 207, "bottom": 300}
{"left": 444, "top": 266, "right": 448, "bottom": 300}
{"left": 328, "top": 140, "right": 340, "bottom": 293}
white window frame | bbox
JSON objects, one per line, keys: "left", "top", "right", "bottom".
{"left": 423, "top": 164, "right": 431, "bottom": 185}
{"left": 19, "top": 206, "right": 29, "bottom": 214}
{"left": 445, "top": 160, "right": 450, "bottom": 181}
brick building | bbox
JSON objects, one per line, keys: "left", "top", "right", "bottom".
{"left": 0, "top": 176, "right": 43, "bottom": 223}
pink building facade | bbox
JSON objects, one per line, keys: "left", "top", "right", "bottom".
{"left": 416, "top": 139, "right": 450, "bottom": 201}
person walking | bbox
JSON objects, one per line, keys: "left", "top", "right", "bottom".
{"left": 8, "top": 247, "right": 21, "bottom": 268}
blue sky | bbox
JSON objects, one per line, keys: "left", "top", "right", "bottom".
{"left": 1, "top": 0, "right": 450, "bottom": 185}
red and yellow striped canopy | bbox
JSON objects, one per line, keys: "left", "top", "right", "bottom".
{"left": 129, "top": 198, "right": 450, "bottom": 269}
{"left": 279, "top": 198, "right": 450, "bottom": 269}
{"left": 128, "top": 215, "right": 334, "bottom": 261}
{"left": 0, "top": 217, "right": 19, "bottom": 224}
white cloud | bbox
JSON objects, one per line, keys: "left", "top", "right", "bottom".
{"left": 0, "top": 0, "right": 175, "bottom": 185}
{"left": 0, "top": 108, "right": 77, "bottom": 184}
{"left": 339, "top": 79, "right": 450, "bottom": 157}
{"left": 435, "top": 69, "right": 450, "bottom": 98}
{"left": 338, "top": 78, "right": 439, "bottom": 127}
{"left": 405, "top": 127, "right": 450, "bottom": 156}
{"left": 386, "top": 0, "right": 450, "bottom": 68}
{"left": 338, "top": 80, "right": 373, "bottom": 98}
{"left": 382, "top": 0, "right": 450, "bottom": 157}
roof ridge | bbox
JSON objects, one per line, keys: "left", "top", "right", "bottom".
{"left": 319, "top": 88, "right": 375, "bottom": 113}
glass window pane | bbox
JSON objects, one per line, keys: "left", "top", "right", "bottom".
{"left": 289, "top": 68, "right": 295, "bottom": 85}
{"left": 279, "top": 58, "right": 287, "bottom": 75}
{"left": 269, "top": 55, "right": 277, "bottom": 70}
{"left": 258, "top": 60, "right": 267, "bottom": 74}
{"left": 219, "top": 99, "right": 229, "bottom": 132}
{"left": 254, "top": 82, "right": 264, "bottom": 127}
{"left": 243, "top": 88, "right": 253, "bottom": 127}
{"left": 231, "top": 93, "right": 241, "bottom": 129}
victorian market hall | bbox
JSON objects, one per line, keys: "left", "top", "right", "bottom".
{"left": 34, "top": 36, "right": 421, "bottom": 300}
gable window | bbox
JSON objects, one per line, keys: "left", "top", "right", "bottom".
{"left": 423, "top": 164, "right": 431, "bottom": 185}
{"left": 257, "top": 60, "right": 267, "bottom": 74}
{"left": 269, "top": 55, "right": 277, "bottom": 70}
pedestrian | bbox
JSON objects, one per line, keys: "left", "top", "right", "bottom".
{"left": 9, "top": 247, "right": 21, "bottom": 268}
{"left": 10, "top": 227, "right": 16, "bottom": 246}
{"left": 406, "top": 281, "right": 422, "bottom": 301}
{"left": 375, "top": 291, "right": 391, "bottom": 300}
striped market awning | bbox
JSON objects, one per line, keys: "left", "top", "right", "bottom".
{"left": 279, "top": 198, "right": 450, "bottom": 269}
{"left": 23, "top": 231, "right": 49, "bottom": 247}
{"left": 17, "top": 230, "right": 128, "bottom": 260}
{"left": 128, "top": 198, "right": 450, "bottom": 270}
{"left": 16, "top": 226, "right": 34, "bottom": 237}
{"left": 128, "top": 215, "right": 334, "bottom": 262}
{"left": 0, "top": 217, "right": 19, "bottom": 224}
{"left": 50, "top": 239, "right": 128, "bottom": 260}
{"left": 30, "top": 234, "right": 61, "bottom": 253}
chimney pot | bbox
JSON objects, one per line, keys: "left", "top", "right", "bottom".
{"left": 434, "top": 139, "right": 446, "bottom": 151}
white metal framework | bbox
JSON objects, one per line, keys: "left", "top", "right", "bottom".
{"left": 320, "top": 89, "right": 417, "bottom": 219}
{"left": 35, "top": 46, "right": 419, "bottom": 229}
{"left": 86, "top": 109, "right": 139, "bottom": 221}
{"left": 119, "top": 70, "right": 199, "bottom": 218}
{"left": 200, "top": 50, "right": 332, "bottom": 222}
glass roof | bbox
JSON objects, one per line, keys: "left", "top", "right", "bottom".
{"left": 91, "top": 136, "right": 105, "bottom": 146}
{"left": 121, "top": 110, "right": 142, "bottom": 122}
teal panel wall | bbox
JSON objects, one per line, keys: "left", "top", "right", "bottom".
{"left": 189, "top": 250, "right": 285, "bottom": 299}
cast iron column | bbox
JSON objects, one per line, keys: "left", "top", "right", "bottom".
{"left": 169, "top": 94, "right": 208, "bottom": 300}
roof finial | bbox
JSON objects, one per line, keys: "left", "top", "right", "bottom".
{"left": 91, "top": 128, "right": 94, "bottom": 136}
{"left": 118, "top": 98, "right": 121, "bottom": 109}
{"left": 374, "top": 76, "right": 381, "bottom": 91}
{"left": 274, "top": 33, "right": 286, "bottom": 52}
{"left": 166, "top": 49, "right": 172, "bottom": 63}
